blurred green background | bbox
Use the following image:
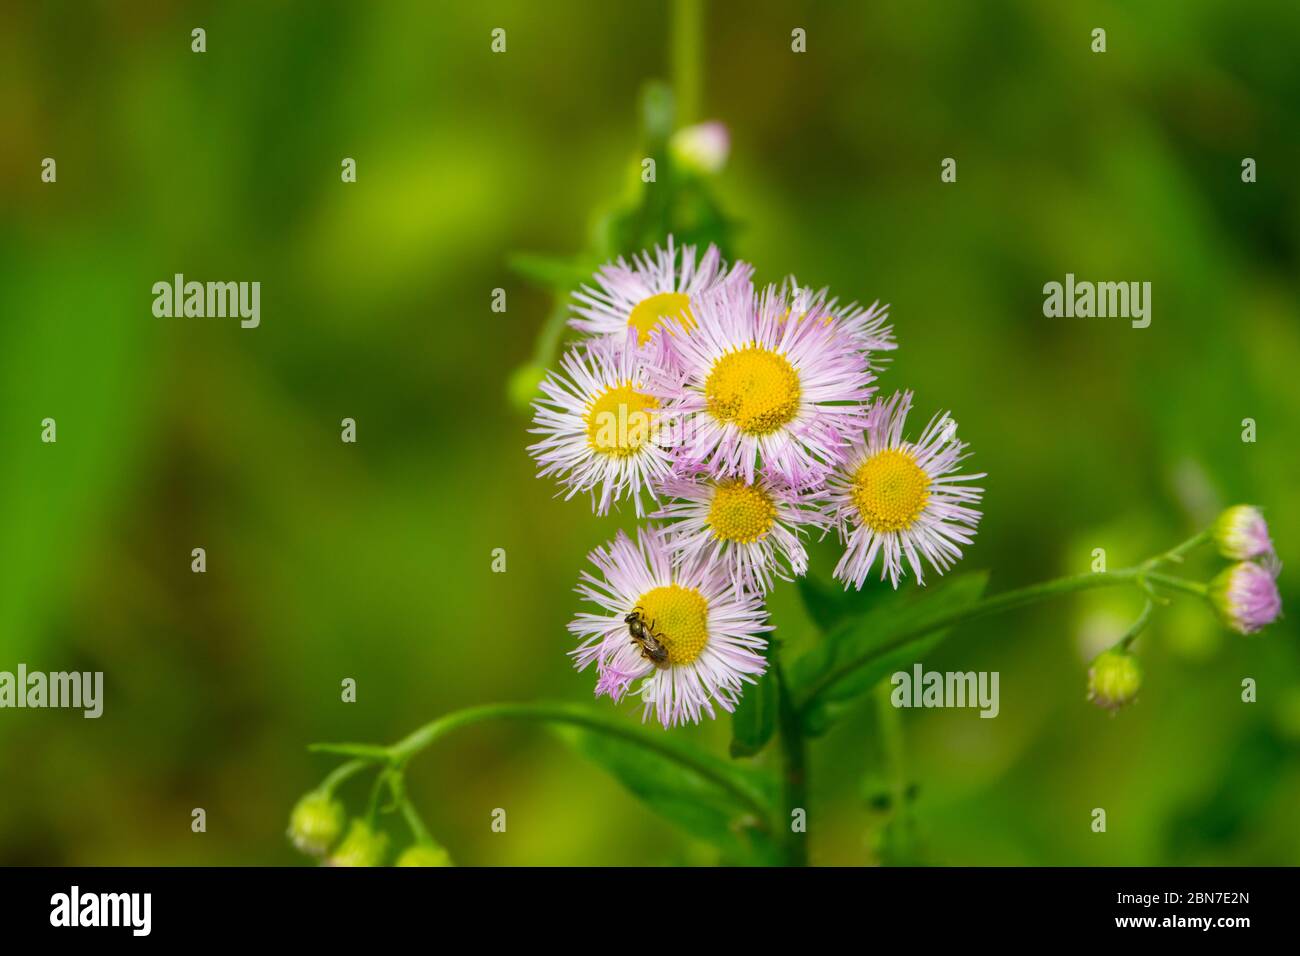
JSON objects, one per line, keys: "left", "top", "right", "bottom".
{"left": 2, "top": 0, "right": 1298, "bottom": 865}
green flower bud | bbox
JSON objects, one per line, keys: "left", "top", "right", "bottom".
{"left": 1209, "top": 561, "right": 1282, "bottom": 635}
{"left": 507, "top": 363, "right": 547, "bottom": 414}
{"left": 287, "top": 791, "right": 346, "bottom": 858}
{"left": 396, "top": 843, "right": 454, "bottom": 867}
{"left": 327, "top": 819, "right": 390, "bottom": 867}
{"left": 1212, "top": 505, "right": 1274, "bottom": 561}
{"left": 1087, "top": 649, "right": 1142, "bottom": 712}
{"left": 669, "top": 121, "right": 730, "bottom": 176}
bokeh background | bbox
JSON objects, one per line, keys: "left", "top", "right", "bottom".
{"left": 2, "top": 0, "right": 1298, "bottom": 865}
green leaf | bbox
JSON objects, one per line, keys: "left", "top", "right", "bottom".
{"left": 729, "top": 668, "right": 778, "bottom": 758}
{"left": 640, "top": 81, "right": 676, "bottom": 146}
{"left": 789, "top": 572, "right": 990, "bottom": 734}
{"left": 796, "top": 572, "right": 859, "bottom": 632}
{"left": 507, "top": 252, "right": 597, "bottom": 292}
{"left": 541, "top": 705, "right": 781, "bottom": 864}
{"left": 0, "top": 242, "right": 153, "bottom": 666}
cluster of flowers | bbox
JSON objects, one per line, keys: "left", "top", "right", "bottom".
{"left": 528, "top": 238, "right": 985, "bottom": 728}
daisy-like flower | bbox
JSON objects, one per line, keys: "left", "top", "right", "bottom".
{"left": 1212, "top": 505, "right": 1274, "bottom": 561}
{"left": 784, "top": 276, "right": 897, "bottom": 354}
{"left": 652, "top": 471, "right": 826, "bottom": 593}
{"left": 528, "top": 332, "right": 673, "bottom": 516}
{"left": 569, "top": 526, "right": 771, "bottom": 728}
{"left": 569, "top": 236, "right": 752, "bottom": 347}
{"left": 829, "top": 390, "right": 985, "bottom": 588}
{"left": 1209, "top": 560, "right": 1282, "bottom": 634}
{"left": 654, "top": 281, "right": 876, "bottom": 488}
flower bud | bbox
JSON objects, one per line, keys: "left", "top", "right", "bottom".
{"left": 1212, "top": 505, "right": 1274, "bottom": 560}
{"left": 326, "top": 819, "right": 390, "bottom": 867}
{"left": 287, "top": 791, "right": 346, "bottom": 858}
{"left": 507, "top": 362, "right": 547, "bottom": 414}
{"left": 1210, "top": 561, "right": 1283, "bottom": 635}
{"left": 396, "top": 843, "right": 454, "bottom": 867}
{"left": 1087, "top": 649, "right": 1142, "bottom": 712}
{"left": 670, "top": 121, "right": 730, "bottom": 175}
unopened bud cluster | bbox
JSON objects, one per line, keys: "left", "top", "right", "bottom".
{"left": 1209, "top": 506, "right": 1281, "bottom": 635}
{"left": 1087, "top": 506, "right": 1282, "bottom": 713}
{"left": 288, "top": 785, "right": 455, "bottom": 867}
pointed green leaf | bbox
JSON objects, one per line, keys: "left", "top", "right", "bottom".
{"left": 789, "top": 572, "right": 990, "bottom": 733}
{"left": 729, "top": 669, "right": 778, "bottom": 758}
{"left": 507, "top": 252, "right": 596, "bottom": 291}
{"left": 796, "top": 572, "right": 859, "bottom": 632}
{"left": 540, "top": 705, "right": 780, "bottom": 863}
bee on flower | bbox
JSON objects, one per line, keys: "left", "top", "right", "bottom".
{"left": 569, "top": 526, "right": 772, "bottom": 728}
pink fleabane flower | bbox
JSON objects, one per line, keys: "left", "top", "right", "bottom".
{"left": 652, "top": 281, "right": 876, "bottom": 488}
{"left": 569, "top": 236, "right": 752, "bottom": 348}
{"left": 1210, "top": 560, "right": 1282, "bottom": 635}
{"left": 528, "top": 332, "right": 673, "bottom": 517}
{"left": 652, "top": 471, "right": 827, "bottom": 594}
{"left": 829, "top": 390, "right": 985, "bottom": 588}
{"left": 784, "top": 276, "right": 897, "bottom": 355}
{"left": 569, "top": 526, "right": 771, "bottom": 728}
{"left": 1212, "top": 505, "right": 1274, "bottom": 561}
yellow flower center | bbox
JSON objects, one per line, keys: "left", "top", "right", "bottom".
{"left": 851, "top": 448, "right": 931, "bottom": 533}
{"left": 635, "top": 584, "right": 710, "bottom": 666}
{"left": 585, "top": 384, "right": 659, "bottom": 457}
{"left": 704, "top": 346, "right": 802, "bottom": 435}
{"left": 627, "top": 292, "right": 694, "bottom": 345}
{"left": 707, "top": 480, "right": 777, "bottom": 543}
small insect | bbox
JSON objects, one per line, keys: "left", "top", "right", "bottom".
{"left": 624, "top": 607, "right": 669, "bottom": 668}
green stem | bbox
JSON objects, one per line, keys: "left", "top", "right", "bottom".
{"left": 319, "top": 759, "right": 369, "bottom": 796}
{"left": 389, "top": 775, "right": 433, "bottom": 844}
{"left": 364, "top": 768, "right": 389, "bottom": 825}
{"left": 796, "top": 566, "right": 1206, "bottom": 711}
{"left": 774, "top": 661, "right": 808, "bottom": 866}
{"left": 1149, "top": 529, "right": 1211, "bottom": 567}
{"left": 873, "top": 680, "right": 918, "bottom": 862}
{"left": 398, "top": 799, "right": 432, "bottom": 844}
{"left": 1136, "top": 530, "right": 1211, "bottom": 603}
{"left": 874, "top": 681, "right": 908, "bottom": 814}
{"left": 1117, "top": 600, "right": 1154, "bottom": 651}
{"left": 671, "top": 0, "right": 703, "bottom": 127}
{"left": 530, "top": 298, "right": 570, "bottom": 368}
{"left": 310, "top": 742, "right": 390, "bottom": 760}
